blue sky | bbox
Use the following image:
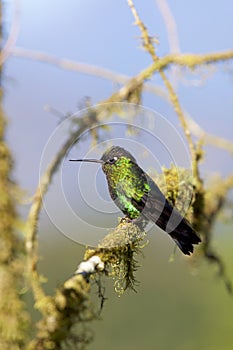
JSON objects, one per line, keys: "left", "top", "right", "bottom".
{"left": 3, "top": 0, "right": 233, "bottom": 211}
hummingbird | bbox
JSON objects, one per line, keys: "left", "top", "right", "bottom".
{"left": 70, "top": 146, "right": 201, "bottom": 255}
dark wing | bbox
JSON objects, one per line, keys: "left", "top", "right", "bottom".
{"left": 131, "top": 173, "right": 201, "bottom": 255}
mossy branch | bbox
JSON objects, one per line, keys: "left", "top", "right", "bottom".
{"left": 0, "top": 3, "right": 30, "bottom": 348}
{"left": 0, "top": 92, "right": 29, "bottom": 349}
{"left": 25, "top": 108, "right": 101, "bottom": 307}
{"left": 127, "top": 0, "right": 199, "bottom": 174}
{"left": 28, "top": 166, "right": 233, "bottom": 349}
{"left": 28, "top": 221, "right": 145, "bottom": 349}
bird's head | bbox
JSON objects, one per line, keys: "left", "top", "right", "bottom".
{"left": 69, "top": 146, "right": 137, "bottom": 176}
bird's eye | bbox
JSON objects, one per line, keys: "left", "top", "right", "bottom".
{"left": 108, "top": 157, "right": 118, "bottom": 164}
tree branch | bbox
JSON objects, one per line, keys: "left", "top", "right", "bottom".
{"left": 28, "top": 221, "right": 145, "bottom": 349}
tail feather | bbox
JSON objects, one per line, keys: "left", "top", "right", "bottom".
{"left": 140, "top": 179, "right": 201, "bottom": 255}
{"left": 168, "top": 218, "right": 201, "bottom": 255}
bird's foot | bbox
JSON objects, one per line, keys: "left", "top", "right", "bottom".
{"left": 120, "top": 216, "right": 132, "bottom": 224}
{"left": 120, "top": 216, "right": 143, "bottom": 227}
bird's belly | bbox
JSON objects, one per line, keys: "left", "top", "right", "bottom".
{"left": 115, "top": 194, "right": 140, "bottom": 219}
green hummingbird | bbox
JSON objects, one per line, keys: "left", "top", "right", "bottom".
{"left": 70, "top": 146, "right": 201, "bottom": 255}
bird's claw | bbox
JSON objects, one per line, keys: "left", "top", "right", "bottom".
{"left": 120, "top": 216, "right": 132, "bottom": 224}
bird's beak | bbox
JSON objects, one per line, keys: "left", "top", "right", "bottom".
{"left": 69, "top": 158, "right": 104, "bottom": 164}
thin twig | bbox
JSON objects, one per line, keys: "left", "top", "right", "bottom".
{"left": 155, "top": 0, "right": 181, "bottom": 87}
{"left": 161, "top": 71, "right": 198, "bottom": 177}
{"left": 185, "top": 114, "right": 233, "bottom": 155}
{"left": 26, "top": 113, "right": 99, "bottom": 303}
{"left": 155, "top": 0, "right": 180, "bottom": 54}
{"left": 10, "top": 46, "right": 233, "bottom": 79}
{"left": 10, "top": 46, "right": 130, "bottom": 85}
{"left": 128, "top": 0, "right": 158, "bottom": 58}
{"left": 10, "top": 47, "right": 233, "bottom": 155}
{"left": 127, "top": 0, "right": 198, "bottom": 174}
{"left": 0, "top": 0, "right": 21, "bottom": 65}
{"left": 9, "top": 46, "right": 171, "bottom": 100}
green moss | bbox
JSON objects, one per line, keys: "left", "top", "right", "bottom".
{"left": 152, "top": 165, "right": 195, "bottom": 223}
{"left": 85, "top": 221, "right": 146, "bottom": 294}
{"left": 0, "top": 64, "right": 29, "bottom": 346}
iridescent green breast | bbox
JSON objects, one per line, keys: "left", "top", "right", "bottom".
{"left": 103, "top": 157, "right": 150, "bottom": 219}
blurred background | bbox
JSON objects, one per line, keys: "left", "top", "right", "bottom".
{"left": 3, "top": 0, "right": 233, "bottom": 349}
